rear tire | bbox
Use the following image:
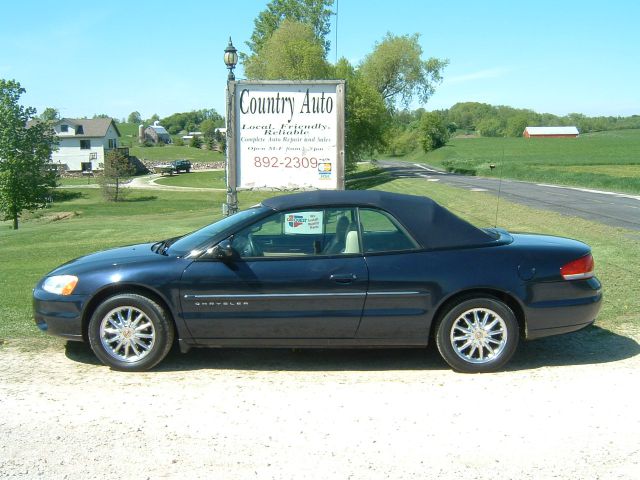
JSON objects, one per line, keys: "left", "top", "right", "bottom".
{"left": 435, "top": 297, "right": 518, "bottom": 373}
{"left": 88, "top": 293, "right": 174, "bottom": 371}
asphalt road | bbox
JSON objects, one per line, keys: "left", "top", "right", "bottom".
{"left": 379, "top": 160, "right": 640, "bottom": 232}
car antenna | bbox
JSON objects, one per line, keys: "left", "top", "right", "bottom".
{"left": 491, "top": 146, "right": 505, "bottom": 228}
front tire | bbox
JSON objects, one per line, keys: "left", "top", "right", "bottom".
{"left": 435, "top": 297, "right": 519, "bottom": 373}
{"left": 88, "top": 293, "right": 174, "bottom": 371}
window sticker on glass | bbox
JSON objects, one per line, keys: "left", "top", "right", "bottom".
{"left": 284, "top": 211, "right": 324, "bottom": 235}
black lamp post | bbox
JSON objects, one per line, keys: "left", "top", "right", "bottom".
{"left": 223, "top": 38, "right": 238, "bottom": 216}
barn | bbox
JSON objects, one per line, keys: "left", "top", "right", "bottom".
{"left": 523, "top": 126, "right": 579, "bottom": 138}
{"left": 143, "top": 121, "right": 172, "bottom": 144}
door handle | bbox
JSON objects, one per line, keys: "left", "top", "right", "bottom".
{"left": 330, "top": 273, "right": 357, "bottom": 284}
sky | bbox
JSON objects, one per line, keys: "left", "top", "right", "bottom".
{"left": 1, "top": 0, "right": 639, "bottom": 121}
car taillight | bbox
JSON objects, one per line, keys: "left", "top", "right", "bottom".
{"left": 560, "top": 254, "right": 594, "bottom": 280}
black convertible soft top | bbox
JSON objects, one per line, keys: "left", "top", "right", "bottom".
{"left": 262, "top": 190, "right": 495, "bottom": 249}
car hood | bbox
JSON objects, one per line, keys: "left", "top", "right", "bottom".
{"left": 47, "top": 243, "right": 163, "bottom": 276}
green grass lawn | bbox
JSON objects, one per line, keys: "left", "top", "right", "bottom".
{"left": 155, "top": 163, "right": 380, "bottom": 190}
{"left": 129, "top": 145, "right": 225, "bottom": 164}
{"left": 408, "top": 129, "right": 640, "bottom": 194}
{"left": 1, "top": 177, "right": 638, "bottom": 343}
{"left": 58, "top": 177, "right": 99, "bottom": 186}
{"left": 155, "top": 170, "right": 226, "bottom": 188}
{"left": 117, "top": 122, "right": 140, "bottom": 138}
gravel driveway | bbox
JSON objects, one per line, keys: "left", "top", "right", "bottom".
{"left": 1, "top": 326, "right": 638, "bottom": 479}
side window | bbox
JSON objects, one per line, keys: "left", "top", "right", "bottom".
{"left": 231, "top": 207, "right": 359, "bottom": 258}
{"left": 359, "top": 208, "right": 419, "bottom": 253}
{"left": 322, "top": 208, "right": 359, "bottom": 255}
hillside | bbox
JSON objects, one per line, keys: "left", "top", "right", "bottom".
{"left": 413, "top": 129, "right": 640, "bottom": 194}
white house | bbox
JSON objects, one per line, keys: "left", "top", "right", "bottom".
{"left": 51, "top": 118, "right": 122, "bottom": 171}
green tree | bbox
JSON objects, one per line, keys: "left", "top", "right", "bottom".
{"left": 419, "top": 111, "right": 449, "bottom": 152}
{"left": 505, "top": 114, "right": 529, "bottom": 137}
{"left": 247, "top": 0, "right": 334, "bottom": 56}
{"left": 244, "top": 19, "right": 331, "bottom": 80}
{"left": 360, "top": 33, "right": 448, "bottom": 108}
{"left": 127, "top": 111, "right": 142, "bottom": 124}
{"left": 0, "top": 79, "right": 57, "bottom": 230}
{"left": 189, "top": 135, "right": 203, "bottom": 149}
{"left": 334, "top": 59, "right": 388, "bottom": 172}
{"left": 201, "top": 118, "right": 225, "bottom": 150}
{"left": 99, "top": 149, "right": 135, "bottom": 202}
{"left": 477, "top": 117, "right": 504, "bottom": 137}
{"left": 161, "top": 109, "right": 223, "bottom": 135}
{"left": 447, "top": 102, "right": 497, "bottom": 131}
{"left": 40, "top": 107, "right": 60, "bottom": 122}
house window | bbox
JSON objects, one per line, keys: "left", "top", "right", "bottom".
{"left": 89, "top": 152, "right": 97, "bottom": 160}
{"left": 61, "top": 125, "right": 68, "bottom": 132}
{"left": 81, "top": 162, "right": 92, "bottom": 172}
{"left": 108, "top": 139, "right": 117, "bottom": 149}
{"left": 76, "top": 125, "right": 84, "bottom": 134}
{"left": 80, "top": 140, "right": 91, "bottom": 150}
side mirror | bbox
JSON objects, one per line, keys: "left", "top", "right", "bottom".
{"left": 209, "top": 238, "right": 235, "bottom": 260}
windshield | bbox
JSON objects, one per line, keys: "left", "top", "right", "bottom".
{"left": 166, "top": 206, "right": 270, "bottom": 256}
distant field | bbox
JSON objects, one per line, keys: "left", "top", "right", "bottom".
{"left": 115, "top": 122, "right": 224, "bottom": 163}
{"left": 117, "top": 122, "right": 140, "bottom": 139}
{"left": 411, "top": 129, "right": 640, "bottom": 194}
{"left": 129, "top": 145, "right": 224, "bottom": 163}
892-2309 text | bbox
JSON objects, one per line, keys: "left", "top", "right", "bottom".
{"left": 253, "top": 157, "right": 321, "bottom": 168}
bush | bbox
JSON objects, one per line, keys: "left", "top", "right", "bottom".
{"left": 420, "top": 112, "right": 450, "bottom": 152}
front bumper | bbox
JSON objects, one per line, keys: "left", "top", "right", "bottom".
{"left": 33, "top": 288, "right": 86, "bottom": 341}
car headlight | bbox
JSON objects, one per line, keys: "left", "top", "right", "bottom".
{"left": 42, "top": 275, "right": 78, "bottom": 295}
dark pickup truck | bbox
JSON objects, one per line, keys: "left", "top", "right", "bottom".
{"left": 172, "top": 159, "right": 192, "bottom": 173}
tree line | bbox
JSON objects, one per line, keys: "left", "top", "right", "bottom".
{"left": 384, "top": 102, "right": 640, "bottom": 157}
{"left": 241, "top": 0, "right": 448, "bottom": 172}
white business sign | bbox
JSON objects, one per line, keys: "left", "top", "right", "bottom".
{"left": 283, "top": 211, "right": 324, "bottom": 235}
{"left": 233, "top": 81, "right": 345, "bottom": 190}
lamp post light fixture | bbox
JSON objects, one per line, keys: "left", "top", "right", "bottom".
{"left": 223, "top": 37, "right": 239, "bottom": 216}
{"left": 224, "top": 37, "right": 238, "bottom": 81}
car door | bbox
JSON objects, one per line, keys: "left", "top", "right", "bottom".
{"left": 356, "top": 208, "right": 434, "bottom": 342}
{"left": 180, "top": 207, "right": 369, "bottom": 340}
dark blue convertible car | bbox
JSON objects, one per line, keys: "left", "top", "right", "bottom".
{"left": 33, "top": 190, "right": 602, "bottom": 373}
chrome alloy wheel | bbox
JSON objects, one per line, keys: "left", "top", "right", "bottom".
{"left": 99, "top": 306, "right": 156, "bottom": 363}
{"left": 450, "top": 308, "right": 507, "bottom": 364}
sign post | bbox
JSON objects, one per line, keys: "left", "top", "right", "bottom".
{"left": 224, "top": 79, "right": 238, "bottom": 216}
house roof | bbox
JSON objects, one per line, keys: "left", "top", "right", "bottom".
{"left": 524, "top": 126, "right": 579, "bottom": 135}
{"left": 147, "top": 125, "right": 170, "bottom": 136}
{"left": 55, "top": 118, "right": 121, "bottom": 138}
